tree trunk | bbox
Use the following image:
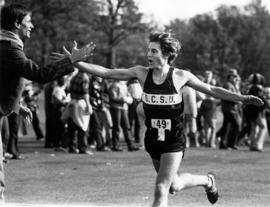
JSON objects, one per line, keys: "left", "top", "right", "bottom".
{"left": 107, "top": 45, "right": 116, "bottom": 69}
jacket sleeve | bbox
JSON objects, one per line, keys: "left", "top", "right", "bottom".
{"left": 5, "top": 44, "right": 74, "bottom": 84}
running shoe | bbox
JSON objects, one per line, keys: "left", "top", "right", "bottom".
{"left": 205, "top": 171, "right": 219, "bottom": 204}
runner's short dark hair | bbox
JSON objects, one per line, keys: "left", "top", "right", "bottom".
{"left": 149, "top": 32, "right": 181, "bottom": 65}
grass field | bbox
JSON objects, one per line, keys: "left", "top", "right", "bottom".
{"left": 4, "top": 136, "right": 270, "bottom": 207}
{"left": 3, "top": 95, "right": 270, "bottom": 207}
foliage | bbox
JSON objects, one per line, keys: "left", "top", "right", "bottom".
{"left": 91, "top": 0, "right": 148, "bottom": 67}
{"left": 166, "top": 0, "right": 270, "bottom": 83}
{"left": 6, "top": 0, "right": 98, "bottom": 65}
{"left": 3, "top": 0, "right": 270, "bottom": 83}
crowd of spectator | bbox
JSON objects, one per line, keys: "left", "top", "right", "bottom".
{"left": 1, "top": 68, "right": 270, "bottom": 161}
{"left": 184, "top": 69, "right": 270, "bottom": 152}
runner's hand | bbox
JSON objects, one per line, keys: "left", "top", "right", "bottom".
{"left": 66, "top": 41, "right": 96, "bottom": 63}
{"left": 242, "top": 95, "right": 264, "bottom": 106}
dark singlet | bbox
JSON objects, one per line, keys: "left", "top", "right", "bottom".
{"left": 142, "top": 67, "right": 185, "bottom": 152}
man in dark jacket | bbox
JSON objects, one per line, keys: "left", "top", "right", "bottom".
{"left": 0, "top": 4, "right": 93, "bottom": 199}
{"left": 218, "top": 69, "right": 241, "bottom": 150}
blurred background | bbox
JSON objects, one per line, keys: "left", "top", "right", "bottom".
{"left": 1, "top": 0, "right": 270, "bottom": 83}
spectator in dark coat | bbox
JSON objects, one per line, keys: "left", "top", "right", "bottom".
{"left": 244, "top": 73, "right": 267, "bottom": 152}
{"left": 0, "top": 4, "right": 93, "bottom": 198}
{"left": 218, "top": 69, "right": 242, "bottom": 150}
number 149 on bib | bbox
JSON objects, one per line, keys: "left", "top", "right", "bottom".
{"left": 151, "top": 119, "right": 171, "bottom": 141}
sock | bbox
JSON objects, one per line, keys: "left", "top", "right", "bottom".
{"left": 206, "top": 175, "right": 212, "bottom": 189}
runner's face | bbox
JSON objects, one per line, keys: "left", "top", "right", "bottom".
{"left": 18, "top": 13, "right": 34, "bottom": 40}
{"left": 147, "top": 42, "right": 167, "bottom": 69}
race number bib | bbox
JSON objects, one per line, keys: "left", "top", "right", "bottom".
{"left": 151, "top": 119, "right": 171, "bottom": 141}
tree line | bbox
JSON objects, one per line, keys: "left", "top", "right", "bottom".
{"left": 4, "top": 0, "right": 270, "bottom": 83}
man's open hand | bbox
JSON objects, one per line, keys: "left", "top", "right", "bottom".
{"left": 49, "top": 52, "right": 65, "bottom": 63}
{"left": 49, "top": 41, "right": 95, "bottom": 64}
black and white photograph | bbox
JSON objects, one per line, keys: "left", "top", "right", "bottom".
{"left": 0, "top": 0, "right": 270, "bottom": 206}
